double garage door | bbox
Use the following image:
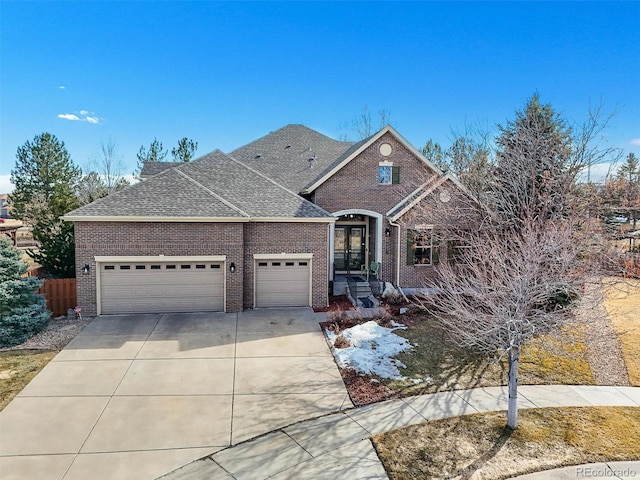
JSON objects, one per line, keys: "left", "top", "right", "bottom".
{"left": 99, "top": 259, "right": 225, "bottom": 314}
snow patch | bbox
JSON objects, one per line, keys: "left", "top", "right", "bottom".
{"left": 326, "top": 320, "right": 413, "bottom": 380}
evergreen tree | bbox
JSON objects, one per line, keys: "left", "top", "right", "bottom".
{"left": 135, "top": 138, "right": 167, "bottom": 176}
{"left": 10, "top": 133, "right": 80, "bottom": 219}
{"left": 171, "top": 137, "right": 198, "bottom": 162}
{"left": 0, "top": 238, "right": 50, "bottom": 348}
{"left": 10, "top": 133, "right": 80, "bottom": 277}
{"left": 494, "top": 94, "right": 574, "bottom": 227}
{"left": 421, "top": 139, "right": 447, "bottom": 172}
{"left": 616, "top": 152, "right": 639, "bottom": 184}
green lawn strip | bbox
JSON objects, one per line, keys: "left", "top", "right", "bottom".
{"left": 0, "top": 350, "right": 57, "bottom": 411}
{"left": 373, "top": 406, "right": 640, "bottom": 480}
{"left": 384, "top": 316, "right": 594, "bottom": 396}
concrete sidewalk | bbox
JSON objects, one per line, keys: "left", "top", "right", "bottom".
{"left": 160, "top": 385, "right": 640, "bottom": 480}
{"left": 0, "top": 308, "right": 351, "bottom": 480}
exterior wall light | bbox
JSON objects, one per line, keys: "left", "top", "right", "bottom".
{"left": 229, "top": 262, "right": 236, "bottom": 273}
{"left": 82, "top": 264, "right": 91, "bottom": 275}
{"left": 385, "top": 228, "right": 391, "bottom": 237}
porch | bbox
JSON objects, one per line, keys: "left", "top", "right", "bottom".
{"left": 332, "top": 274, "right": 381, "bottom": 308}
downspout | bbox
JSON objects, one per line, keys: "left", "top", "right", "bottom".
{"left": 388, "top": 219, "right": 409, "bottom": 302}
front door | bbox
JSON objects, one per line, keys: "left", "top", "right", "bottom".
{"left": 334, "top": 226, "right": 365, "bottom": 272}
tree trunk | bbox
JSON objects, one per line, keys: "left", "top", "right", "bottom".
{"left": 507, "top": 345, "right": 520, "bottom": 430}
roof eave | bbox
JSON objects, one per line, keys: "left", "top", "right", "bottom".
{"left": 62, "top": 215, "right": 251, "bottom": 223}
{"left": 63, "top": 215, "right": 335, "bottom": 223}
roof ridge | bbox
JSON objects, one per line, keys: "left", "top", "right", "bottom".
{"left": 225, "top": 154, "right": 331, "bottom": 216}
{"left": 174, "top": 166, "right": 250, "bottom": 218}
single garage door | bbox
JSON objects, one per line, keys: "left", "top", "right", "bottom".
{"left": 255, "top": 258, "right": 311, "bottom": 308}
{"left": 100, "top": 260, "right": 225, "bottom": 314}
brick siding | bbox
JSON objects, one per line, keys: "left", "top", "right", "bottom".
{"left": 74, "top": 220, "right": 329, "bottom": 315}
{"left": 313, "top": 132, "right": 443, "bottom": 287}
{"left": 243, "top": 222, "right": 329, "bottom": 309}
{"left": 74, "top": 221, "right": 244, "bottom": 315}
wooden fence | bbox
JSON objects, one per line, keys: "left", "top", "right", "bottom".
{"left": 37, "top": 278, "right": 77, "bottom": 317}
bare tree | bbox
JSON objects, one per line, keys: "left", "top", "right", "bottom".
{"left": 78, "top": 138, "right": 130, "bottom": 205}
{"left": 410, "top": 95, "right": 619, "bottom": 429}
{"left": 339, "top": 106, "right": 392, "bottom": 141}
{"left": 89, "top": 138, "right": 130, "bottom": 193}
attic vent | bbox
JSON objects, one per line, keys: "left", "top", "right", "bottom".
{"left": 255, "top": 154, "right": 262, "bottom": 159}
{"left": 308, "top": 155, "right": 317, "bottom": 169}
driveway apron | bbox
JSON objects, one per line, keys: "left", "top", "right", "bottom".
{"left": 0, "top": 308, "right": 351, "bottom": 480}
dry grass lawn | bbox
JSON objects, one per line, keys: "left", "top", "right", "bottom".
{"left": 604, "top": 278, "right": 640, "bottom": 385}
{"left": 385, "top": 318, "right": 593, "bottom": 396}
{"left": 0, "top": 350, "right": 57, "bottom": 411}
{"left": 374, "top": 406, "right": 640, "bottom": 480}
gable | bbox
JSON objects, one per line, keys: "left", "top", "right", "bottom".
{"left": 301, "top": 125, "right": 443, "bottom": 195}
{"left": 311, "top": 130, "right": 444, "bottom": 215}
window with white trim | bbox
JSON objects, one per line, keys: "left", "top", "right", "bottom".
{"left": 378, "top": 162, "right": 400, "bottom": 185}
{"left": 407, "top": 229, "right": 438, "bottom": 265}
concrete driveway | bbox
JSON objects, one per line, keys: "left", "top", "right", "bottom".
{"left": 0, "top": 308, "right": 352, "bottom": 480}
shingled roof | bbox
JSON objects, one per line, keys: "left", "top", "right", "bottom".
{"left": 139, "top": 161, "right": 182, "bottom": 178}
{"left": 64, "top": 151, "right": 332, "bottom": 221}
{"left": 229, "top": 124, "right": 358, "bottom": 193}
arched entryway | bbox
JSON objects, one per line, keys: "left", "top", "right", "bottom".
{"left": 329, "top": 209, "right": 383, "bottom": 281}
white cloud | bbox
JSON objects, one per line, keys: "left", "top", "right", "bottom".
{"left": 58, "top": 113, "right": 81, "bottom": 121}
{"left": 0, "top": 175, "right": 14, "bottom": 194}
{"left": 58, "top": 85, "right": 66, "bottom": 90}
{"left": 630, "top": 138, "right": 640, "bottom": 147}
{"left": 57, "top": 112, "right": 101, "bottom": 124}
{"left": 577, "top": 162, "right": 617, "bottom": 184}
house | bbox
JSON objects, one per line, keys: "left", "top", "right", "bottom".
{"left": 0, "top": 194, "right": 11, "bottom": 219}
{"left": 63, "top": 124, "right": 465, "bottom": 315}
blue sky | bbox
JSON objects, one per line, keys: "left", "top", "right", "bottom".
{"left": 1, "top": 1, "right": 639, "bottom": 192}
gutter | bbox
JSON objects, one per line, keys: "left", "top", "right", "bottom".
{"left": 389, "top": 218, "right": 411, "bottom": 303}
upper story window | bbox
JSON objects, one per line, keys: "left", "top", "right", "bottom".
{"left": 379, "top": 162, "right": 400, "bottom": 185}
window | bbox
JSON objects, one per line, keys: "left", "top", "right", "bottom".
{"left": 135, "top": 265, "right": 146, "bottom": 270}
{"left": 119, "top": 265, "right": 131, "bottom": 270}
{"left": 195, "top": 264, "right": 206, "bottom": 269}
{"left": 378, "top": 165, "right": 392, "bottom": 184}
{"left": 407, "top": 229, "right": 439, "bottom": 265}
{"left": 447, "top": 233, "right": 473, "bottom": 264}
{"left": 378, "top": 163, "right": 400, "bottom": 185}
{"left": 104, "top": 265, "right": 115, "bottom": 270}
{"left": 150, "top": 265, "right": 161, "bottom": 270}
{"left": 180, "top": 264, "right": 191, "bottom": 269}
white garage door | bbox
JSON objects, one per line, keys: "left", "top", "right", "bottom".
{"left": 255, "top": 259, "right": 311, "bottom": 308}
{"left": 100, "top": 260, "right": 225, "bottom": 314}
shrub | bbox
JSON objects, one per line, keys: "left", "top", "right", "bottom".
{"left": 0, "top": 238, "right": 50, "bottom": 347}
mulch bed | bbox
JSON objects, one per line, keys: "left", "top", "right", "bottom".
{"left": 339, "top": 368, "right": 397, "bottom": 406}
{"left": 313, "top": 295, "right": 356, "bottom": 312}
{"left": 319, "top": 305, "right": 407, "bottom": 406}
